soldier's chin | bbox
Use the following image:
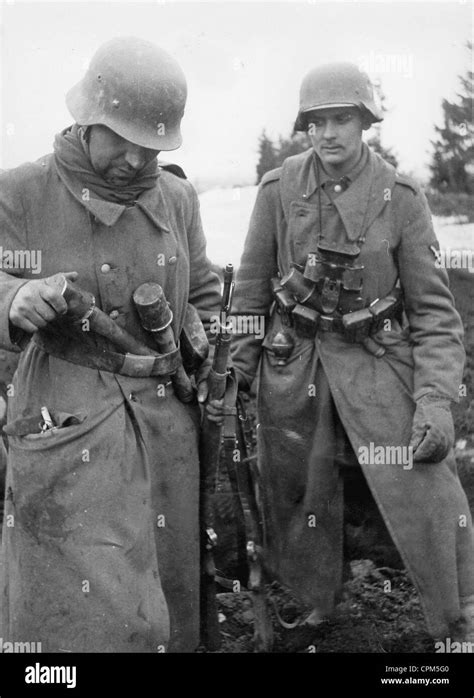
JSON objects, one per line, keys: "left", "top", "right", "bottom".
{"left": 106, "top": 173, "right": 134, "bottom": 186}
{"left": 319, "top": 149, "right": 344, "bottom": 165}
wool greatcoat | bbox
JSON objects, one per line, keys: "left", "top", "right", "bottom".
{"left": 231, "top": 145, "right": 474, "bottom": 638}
{"left": 0, "top": 152, "right": 221, "bottom": 652}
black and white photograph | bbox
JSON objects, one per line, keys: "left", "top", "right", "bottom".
{"left": 0, "top": 0, "right": 472, "bottom": 691}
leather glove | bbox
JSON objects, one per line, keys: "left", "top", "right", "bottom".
{"left": 409, "top": 396, "right": 455, "bottom": 463}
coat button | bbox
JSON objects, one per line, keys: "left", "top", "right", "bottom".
{"left": 334, "top": 184, "right": 342, "bottom": 193}
{"left": 168, "top": 256, "right": 177, "bottom": 265}
{"left": 109, "top": 310, "right": 119, "bottom": 320}
{"left": 100, "top": 263, "right": 111, "bottom": 273}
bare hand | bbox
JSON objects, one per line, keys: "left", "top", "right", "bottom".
{"left": 9, "top": 272, "right": 78, "bottom": 333}
{"left": 204, "top": 398, "right": 225, "bottom": 425}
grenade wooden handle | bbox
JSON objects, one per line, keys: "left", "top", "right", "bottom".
{"left": 133, "top": 282, "right": 194, "bottom": 402}
{"left": 48, "top": 273, "right": 158, "bottom": 357}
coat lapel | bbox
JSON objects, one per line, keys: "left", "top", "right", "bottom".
{"left": 332, "top": 150, "right": 396, "bottom": 241}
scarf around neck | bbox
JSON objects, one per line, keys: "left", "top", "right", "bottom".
{"left": 53, "top": 124, "right": 159, "bottom": 205}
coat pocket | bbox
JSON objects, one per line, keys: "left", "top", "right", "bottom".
{"left": 4, "top": 409, "right": 87, "bottom": 447}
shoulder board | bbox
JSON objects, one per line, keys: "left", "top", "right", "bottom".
{"left": 160, "top": 163, "right": 187, "bottom": 179}
{"left": 260, "top": 167, "right": 282, "bottom": 186}
{"left": 394, "top": 172, "right": 418, "bottom": 194}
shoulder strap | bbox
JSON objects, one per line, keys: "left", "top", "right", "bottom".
{"left": 160, "top": 163, "right": 187, "bottom": 179}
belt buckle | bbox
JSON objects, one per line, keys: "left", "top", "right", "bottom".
{"left": 319, "top": 315, "right": 336, "bottom": 332}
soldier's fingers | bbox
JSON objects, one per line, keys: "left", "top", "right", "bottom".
{"left": 197, "top": 381, "right": 209, "bottom": 403}
{"left": 29, "top": 304, "right": 58, "bottom": 327}
{"left": 11, "top": 315, "right": 39, "bottom": 333}
{"left": 409, "top": 425, "right": 427, "bottom": 454}
{"left": 413, "top": 431, "right": 441, "bottom": 462}
{"left": 208, "top": 399, "right": 224, "bottom": 409}
{"left": 39, "top": 284, "right": 68, "bottom": 315}
{"left": 205, "top": 400, "right": 225, "bottom": 415}
{"left": 63, "top": 271, "right": 79, "bottom": 281}
{"left": 205, "top": 413, "right": 224, "bottom": 425}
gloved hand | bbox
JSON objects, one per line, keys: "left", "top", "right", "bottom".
{"left": 409, "top": 396, "right": 455, "bottom": 463}
{"left": 9, "top": 271, "right": 78, "bottom": 333}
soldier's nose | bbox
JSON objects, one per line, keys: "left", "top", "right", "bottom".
{"left": 124, "top": 145, "right": 147, "bottom": 171}
{"left": 323, "top": 122, "right": 337, "bottom": 139}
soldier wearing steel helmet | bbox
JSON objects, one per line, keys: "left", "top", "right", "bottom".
{"left": 231, "top": 62, "right": 474, "bottom": 643}
{"left": 0, "top": 37, "right": 221, "bottom": 652}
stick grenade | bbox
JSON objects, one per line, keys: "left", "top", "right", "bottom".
{"left": 133, "top": 282, "right": 195, "bottom": 403}
{"left": 45, "top": 273, "right": 159, "bottom": 356}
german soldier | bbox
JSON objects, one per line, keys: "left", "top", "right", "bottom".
{"left": 231, "top": 62, "right": 474, "bottom": 643}
{"left": 0, "top": 37, "right": 221, "bottom": 652}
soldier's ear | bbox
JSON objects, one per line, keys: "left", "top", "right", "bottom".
{"left": 360, "top": 109, "right": 373, "bottom": 131}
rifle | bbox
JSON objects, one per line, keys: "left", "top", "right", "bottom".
{"left": 199, "top": 263, "right": 235, "bottom": 651}
{"left": 230, "top": 395, "right": 274, "bottom": 652}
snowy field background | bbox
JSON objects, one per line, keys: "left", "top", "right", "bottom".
{"left": 199, "top": 186, "right": 474, "bottom": 270}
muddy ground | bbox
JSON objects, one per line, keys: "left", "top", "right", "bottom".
{"left": 209, "top": 268, "right": 474, "bottom": 653}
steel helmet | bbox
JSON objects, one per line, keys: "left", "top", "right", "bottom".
{"left": 66, "top": 37, "right": 187, "bottom": 150}
{"left": 294, "top": 62, "right": 383, "bottom": 131}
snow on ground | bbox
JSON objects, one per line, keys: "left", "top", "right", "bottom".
{"left": 200, "top": 186, "right": 474, "bottom": 270}
{"left": 432, "top": 217, "right": 474, "bottom": 255}
{"left": 199, "top": 186, "right": 257, "bottom": 269}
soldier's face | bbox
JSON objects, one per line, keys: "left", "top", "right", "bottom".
{"left": 88, "top": 125, "right": 159, "bottom": 185}
{"left": 307, "top": 107, "right": 365, "bottom": 173}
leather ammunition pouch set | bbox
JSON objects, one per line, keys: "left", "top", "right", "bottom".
{"left": 270, "top": 240, "right": 403, "bottom": 361}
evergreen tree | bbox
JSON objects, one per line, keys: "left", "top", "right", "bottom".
{"left": 276, "top": 132, "right": 311, "bottom": 164}
{"left": 429, "top": 42, "right": 474, "bottom": 194}
{"left": 255, "top": 131, "right": 278, "bottom": 184}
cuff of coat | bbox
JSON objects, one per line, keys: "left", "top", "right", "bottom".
{"left": 0, "top": 278, "right": 30, "bottom": 351}
{"left": 415, "top": 392, "right": 453, "bottom": 409}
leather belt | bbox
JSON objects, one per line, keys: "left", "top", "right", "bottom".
{"left": 318, "top": 315, "right": 345, "bottom": 332}
{"left": 33, "top": 331, "right": 182, "bottom": 378}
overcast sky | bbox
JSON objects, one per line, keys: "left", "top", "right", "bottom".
{"left": 0, "top": 0, "right": 471, "bottom": 188}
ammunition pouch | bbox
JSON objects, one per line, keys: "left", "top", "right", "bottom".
{"left": 271, "top": 241, "right": 403, "bottom": 344}
{"left": 271, "top": 271, "right": 403, "bottom": 344}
